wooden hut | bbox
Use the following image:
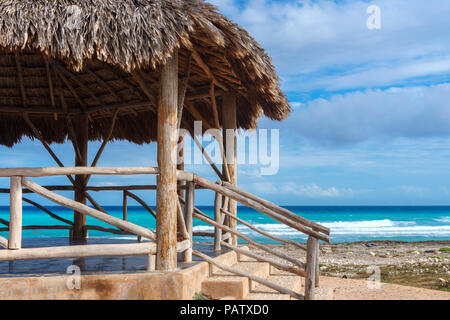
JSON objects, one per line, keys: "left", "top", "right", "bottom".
{"left": 0, "top": 0, "right": 329, "bottom": 300}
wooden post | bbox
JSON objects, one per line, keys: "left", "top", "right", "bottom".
{"left": 222, "top": 92, "right": 238, "bottom": 245}
{"left": 183, "top": 181, "right": 194, "bottom": 262}
{"left": 9, "top": 176, "right": 22, "bottom": 250}
{"left": 72, "top": 113, "right": 89, "bottom": 239}
{"left": 156, "top": 49, "right": 178, "bottom": 271}
{"left": 214, "top": 192, "right": 223, "bottom": 252}
{"left": 305, "top": 236, "right": 319, "bottom": 300}
{"left": 123, "top": 190, "right": 128, "bottom": 221}
{"left": 315, "top": 239, "right": 320, "bottom": 287}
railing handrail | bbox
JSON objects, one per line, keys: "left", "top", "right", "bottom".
{"left": 0, "top": 166, "right": 159, "bottom": 178}
{"left": 177, "top": 170, "right": 330, "bottom": 243}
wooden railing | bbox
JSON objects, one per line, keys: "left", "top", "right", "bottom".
{"left": 0, "top": 166, "right": 330, "bottom": 300}
{"left": 0, "top": 167, "right": 190, "bottom": 271}
{"left": 176, "top": 171, "right": 330, "bottom": 300}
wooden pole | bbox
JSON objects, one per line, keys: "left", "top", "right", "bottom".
{"left": 222, "top": 92, "right": 238, "bottom": 245}
{"left": 305, "top": 236, "right": 319, "bottom": 300}
{"left": 183, "top": 181, "right": 194, "bottom": 262}
{"left": 73, "top": 113, "right": 89, "bottom": 239}
{"left": 9, "top": 176, "right": 22, "bottom": 250}
{"left": 123, "top": 190, "right": 128, "bottom": 221}
{"left": 156, "top": 49, "right": 179, "bottom": 271}
{"left": 214, "top": 191, "right": 223, "bottom": 252}
{"left": 22, "top": 177, "right": 156, "bottom": 240}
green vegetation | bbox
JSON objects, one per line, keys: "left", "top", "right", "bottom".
{"left": 193, "top": 292, "right": 210, "bottom": 300}
{"left": 439, "top": 247, "right": 450, "bottom": 253}
{"left": 321, "top": 264, "right": 450, "bottom": 293}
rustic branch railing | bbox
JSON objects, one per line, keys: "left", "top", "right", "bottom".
{"left": 0, "top": 166, "right": 192, "bottom": 271}
{"left": 0, "top": 166, "right": 329, "bottom": 300}
{"left": 176, "top": 170, "right": 330, "bottom": 300}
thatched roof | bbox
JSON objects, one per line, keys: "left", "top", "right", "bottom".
{"left": 0, "top": 0, "right": 290, "bottom": 147}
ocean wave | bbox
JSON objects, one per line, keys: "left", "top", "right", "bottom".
{"left": 434, "top": 216, "right": 450, "bottom": 223}
{"left": 194, "top": 219, "right": 450, "bottom": 239}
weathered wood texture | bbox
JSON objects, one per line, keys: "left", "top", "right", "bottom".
{"left": 193, "top": 211, "right": 305, "bottom": 269}
{"left": 178, "top": 172, "right": 330, "bottom": 243}
{"left": 214, "top": 192, "right": 222, "bottom": 251}
{"left": 221, "top": 208, "right": 306, "bottom": 251}
{"left": 0, "top": 167, "right": 159, "bottom": 178}
{"left": 0, "top": 242, "right": 156, "bottom": 261}
{"left": 21, "top": 178, "right": 156, "bottom": 240}
{"left": 156, "top": 50, "right": 179, "bottom": 271}
{"left": 221, "top": 242, "right": 305, "bottom": 277}
{"left": 305, "top": 236, "right": 319, "bottom": 300}
{"left": 179, "top": 183, "right": 196, "bottom": 263}
{"left": 222, "top": 92, "right": 238, "bottom": 245}
{"left": 0, "top": 236, "right": 8, "bottom": 249}
{"left": 9, "top": 176, "right": 22, "bottom": 250}
{"left": 221, "top": 181, "right": 330, "bottom": 236}
{"left": 73, "top": 113, "right": 89, "bottom": 239}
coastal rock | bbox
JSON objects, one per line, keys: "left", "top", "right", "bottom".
{"left": 321, "top": 247, "right": 333, "bottom": 254}
{"left": 369, "top": 252, "right": 376, "bottom": 256}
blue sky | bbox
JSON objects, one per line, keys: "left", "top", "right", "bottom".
{"left": 2, "top": 0, "right": 450, "bottom": 206}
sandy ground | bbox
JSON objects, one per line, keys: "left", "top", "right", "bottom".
{"left": 319, "top": 276, "right": 450, "bottom": 300}
{"left": 252, "top": 240, "right": 450, "bottom": 298}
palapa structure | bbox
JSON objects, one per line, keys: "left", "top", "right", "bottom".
{"left": 0, "top": 0, "right": 329, "bottom": 300}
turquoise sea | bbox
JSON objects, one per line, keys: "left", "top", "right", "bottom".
{"left": 1, "top": 206, "right": 450, "bottom": 243}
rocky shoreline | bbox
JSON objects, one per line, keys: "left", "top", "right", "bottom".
{"left": 253, "top": 240, "right": 450, "bottom": 292}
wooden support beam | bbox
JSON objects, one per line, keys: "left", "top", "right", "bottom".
{"left": 131, "top": 71, "right": 157, "bottom": 112}
{"left": 0, "top": 236, "right": 8, "bottom": 249}
{"left": 214, "top": 192, "right": 222, "bottom": 252}
{"left": 85, "top": 110, "right": 119, "bottom": 185}
{"left": 125, "top": 191, "right": 156, "bottom": 218}
{"left": 43, "top": 56, "right": 58, "bottom": 120}
{"left": 192, "top": 134, "right": 224, "bottom": 180}
{"left": 220, "top": 208, "right": 306, "bottom": 251}
{"left": 0, "top": 242, "right": 157, "bottom": 261}
{"left": 9, "top": 176, "right": 22, "bottom": 250}
{"left": 210, "top": 83, "right": 230, "bottom": 182}
{"left": 156, "top": 49, "right": 179, "bottom": 271}
{"left": 23, "top": 197, "right": 73, "bottom": 226}
{"left": 193, "top": 211, "right": 305, "bottom": 269}
{"left": 85, "top": 67, "right": 121, "bottom": 102}
{"left": 178, "top": 52, "right": 192, "bottom": 130}
{"left": 177, "top": 199, "right": 190, "bottom": 241}
{"left": 190, "top": 48, "right": 227, "bottom": 92}
{"left": 222, "top": 91, "right": 238, "bottom": 244}
{"left": 21, "top": 178, "right": 156, "bottom": 240}
{"left": 14, "top": 52, "right": 28, "bottom": 107}
{"left": 305, "top": 236, "right": 319, "bottom": 300}
{"left": 183, "top": 181, "right": 194, "bottom": 262}
{"left": 123, "top": 190, "right": 128, "bottom": 221}
{"left": 184, "top": 100, "right": 213, "bottom": 130}
{"left": 0, "top": 167, "right": 159, "bottom": 178}
{"left": 73, "top": 113, "right": 89, "bottom": 239}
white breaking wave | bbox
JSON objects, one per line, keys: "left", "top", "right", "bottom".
{"left": 193, "top": 219, "right": 450, "bottom": 238}
{"left": 434, "top": 216, "right": 450, "bottom": 223}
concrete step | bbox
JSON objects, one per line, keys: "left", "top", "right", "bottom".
{"left": 246, "top": 273, "right": 302, "bottom": 300}
{"left": 201, "top": 261, "right": 270, "bottom": 300}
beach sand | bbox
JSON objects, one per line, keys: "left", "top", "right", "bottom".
{"left": 252, "top": 240, "right": 450, "bottom": 295}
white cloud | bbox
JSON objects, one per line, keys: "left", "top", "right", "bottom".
{"left": 251, "top": 181, "right": 356, "bottom": 198}
{"left": 284, "top": 83, "right": 450, "bottom": 145}
{"left": 210, "top": 0, "right": 450, "bottom": 91}
{"left": 283, "top": 183, "right": 356, "bottom": 198}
